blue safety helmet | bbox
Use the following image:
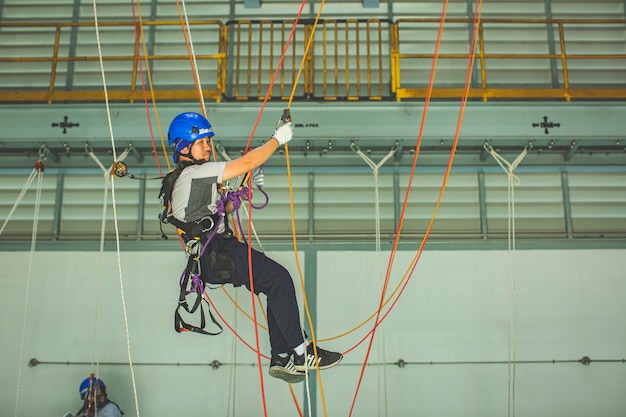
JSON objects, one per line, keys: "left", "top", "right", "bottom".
{"left": 79, "top": 377, "right": 105, "bottom": 400}
{"left": 167, "top": 112, "right": 215, "bottom": 163}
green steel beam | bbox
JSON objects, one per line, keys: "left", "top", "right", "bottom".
{"left": 308, "top": 171, "right": 315, "bottom": 239}
{"left": 478, "top": 171, "right": 487, "bottom": 239}
{"left": 393, "top": 169, "right": 400, "bottom": 232}
{"left": 363, "top": 0, "right": 380, "bottom": 7}
{"left": 302, "top": 246, "right": 318, "bottom": 417}
{"left": 543, "top": 0, "right": 560, "bottom": 88}
{"left": 560, "top": 170, "right": 574, "bottom": 239}
{"left": 136, "top": 173, "right": 147, "bottom": 239}
{"left": 52, "top": 173, "right": 64, "bottom": 240}
{"left": 2, "top": 102, "right": 625, "bottom": 171}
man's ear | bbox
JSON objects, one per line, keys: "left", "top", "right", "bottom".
{"left": 178, "top": 145, "right": 192, "bottom": 160}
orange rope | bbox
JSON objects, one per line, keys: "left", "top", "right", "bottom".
{"left": 222, "top": 216, "right": 270, "bottom": 330}
{"left": 288, "top": 384, "right": 304, "bottom": 417}
{"left": 206, "top": 291, "right": 270, "bottom": 360}
{"left": 353, "top": 0, "right": 486, "bottom": 360}
{"left": 279, "top": 1, "right": 335, "bottom": 415}
{"left": 348, "top": 0, "right": 486, "bottom": 413}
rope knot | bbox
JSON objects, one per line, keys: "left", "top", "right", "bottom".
{"left": 187, "top": 274, "right": 205, "bottom": 295}
{"left": 218, "top": 187, "right": 251, "bottom": 213}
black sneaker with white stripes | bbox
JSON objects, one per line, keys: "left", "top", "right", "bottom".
{"left": 293, "top": 344, "right": 343, "bottom": 372}
{"left": 269, "top": 354, "right": 306, "bottom": 383}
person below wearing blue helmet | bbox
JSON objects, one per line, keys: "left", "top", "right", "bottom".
{"left": 160, "top": 111, "right": 342, "bottom": 383}
{"left": 63, "top": 376, "right": 123, "bottom": 417}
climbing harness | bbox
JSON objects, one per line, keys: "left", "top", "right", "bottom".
{"left": 158, "top": 160, "right": 267, "bottom": 336}
{"left": 158, "top": 162, "right": 223, "bottom": 335}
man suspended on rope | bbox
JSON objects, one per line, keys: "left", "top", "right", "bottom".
{"left": 63, "top": 376, "right": 123, "bottom": 417}
{"left": 159, "top": 111, "right": 342, "bottom": 384}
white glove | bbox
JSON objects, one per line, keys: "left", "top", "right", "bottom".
{"left": 272, "top": 122, "right": 293, "bottom": 146}
{"left": 252, "top": 166, "right": 264, "bottom": 188}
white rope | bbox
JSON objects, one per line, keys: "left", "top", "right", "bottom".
{"left": 84, "top": 182, "right": 109, "bottom": 417}
{"left": 92, "top": 2, "right": 117, "bottom": 160}
{"left": 216, "top": 142, "right": 248, "bottom": 191}
{"left": 91, "top": 0, "right": 140, "bottom": 414}
{"left": 111, "top": 177, "right": 141, "bottom": 415}
{"left": 303, "top": 360, "right": 312, "bottom": 417}
{"left": 179, "top": 0, "right": 206, "bottom": 114}
{"left": 352, "top": 143, "right": 397, "bottom": 417}
{"left": 238, "top": 201, "right": 265, "bottom": 252}
{"left": 92, "top": 182, "right": 108, "bottom": 373}
{"left": 226, "top": 290, "right": 239, "bottom": 417}
{"left": 0, "top": 168, "right": 38, "bottom": 237}
{"left": 85, "top": 143, "right": 132, "bottom": 182}
{"left": 85, "top": 145, "right": 110, "bottom": 180}
{"left": 216, "top": 142, "right": 231, "bottom": 162}
{"left": 215, "top": 143, "right": 266, "bottom": 251}
{"left": 13, "top": 170, "right": 43, "bottom": 417}
{"left": 483, "top": 142, "right": 531, "bottom": 417}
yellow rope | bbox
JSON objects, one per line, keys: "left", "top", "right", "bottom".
{"left": 280, "top": 1, "right": 332, "bottom": 415}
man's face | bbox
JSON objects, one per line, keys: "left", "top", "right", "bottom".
{"left": 184, "top": 137, "right": 212, "bottom": 162}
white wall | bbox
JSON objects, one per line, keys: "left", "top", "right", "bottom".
{"left": 1, "top": 248, "right": 625, "bottom": 417}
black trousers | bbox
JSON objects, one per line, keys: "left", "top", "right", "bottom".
{"left": 200, "top": 235, "right": 306, "bottom": 356}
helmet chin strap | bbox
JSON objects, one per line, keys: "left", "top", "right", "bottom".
{"left": 176, "top": 150, "right": 208, "bottom": 165}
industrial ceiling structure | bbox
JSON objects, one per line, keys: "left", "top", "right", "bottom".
{"left": 0, "top": 0, "right": 625, "bottom": 248}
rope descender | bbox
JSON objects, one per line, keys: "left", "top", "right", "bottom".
{"left": 34, "top": 144, "right": 48, "bottom": 173}
{"left": 276, "top": 108, "right": 291, "bottom": 129}
{"left": 111, "top": 161, "right": 129, "bottom": 178}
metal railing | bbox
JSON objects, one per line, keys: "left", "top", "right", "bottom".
{"left": 392, "top": 18, "right": 626, "bottom": 101}
{"left": 223, "top": 19, "right": 393, "bottom": 100}
{"left": 0, "top": 20, "right": 226, "bottom": 103}
{"left": 0, "top": 18, "right": 624, "bottom": 103}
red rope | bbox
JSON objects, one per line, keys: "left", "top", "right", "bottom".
{"left": 125, "top": 1, "right": 310, "bottom": 414}
{"left": 347, "top": 1, "right": 451, "bottom": 412}
{"left": 205, "top": 291, "right": 271, "bottom": 360}
{"left": 128, "top": 0, "right": 164, "bottom": 177}
{"left": 241, "top": 5, "right": 308, "bottom": 153}
{"left": 347, "top": 0, "right": 487, "bottom": 413}
{"left": 242, "top": 5, "right": 308, "bottom": 413}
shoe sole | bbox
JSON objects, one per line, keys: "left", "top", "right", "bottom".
{"left": 269, "top": 367, "right": 306, "bottom": 384}
{"left": 294, "top": 355, "right": 343, "bottom": 372}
